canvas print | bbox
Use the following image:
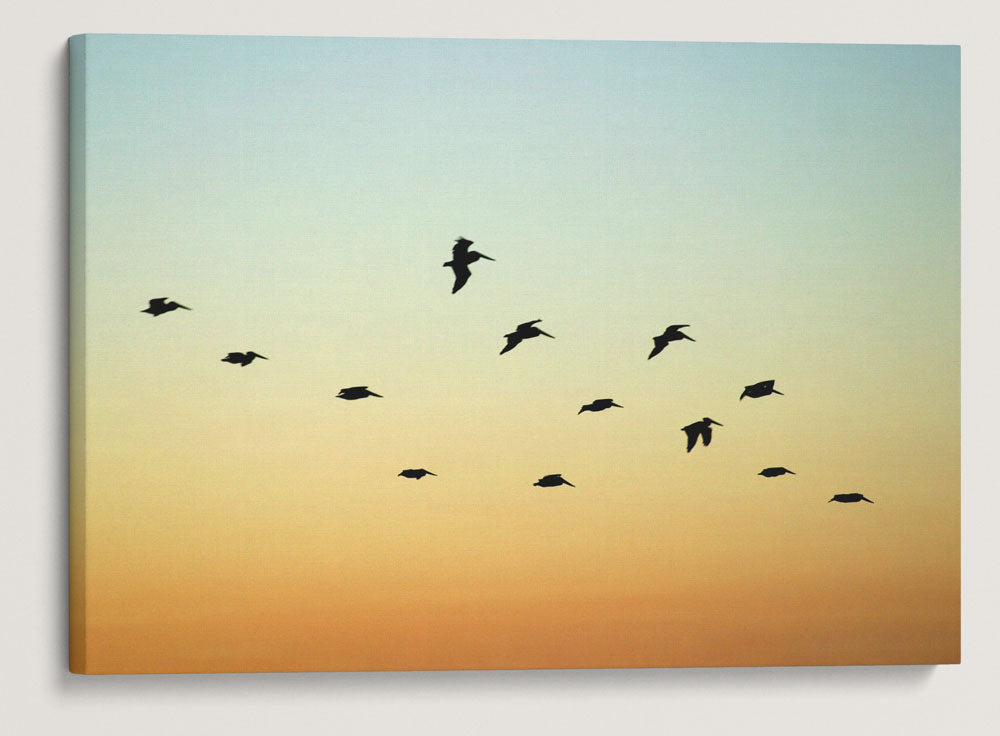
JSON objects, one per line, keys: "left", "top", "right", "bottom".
{"left": 68, "top": 35, "right": 960, "bottom": 673}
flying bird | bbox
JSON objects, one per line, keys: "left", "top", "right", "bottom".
{"left": 221, "top": 351, "right": 268, "bottom": 366}
{"left": 682, "top": 417, "right": 723, "bottom": 452}
{"left": 829, "top": 493, "right": 874, "bottom": 504}
{"left": 336, "top": 386, "right": 383, "bottom": 400}
{"left": 740, "top": 380, "right": 784, "bottom": 400}
{"left": 500, "top": 319, "right": 554, "bottom": 355}
{"left": 648, "top": 324, "right": 695, "bottom": 359}
{"left": 578, "top": 398, "right": 622, "bottom": 414}
{"left": 398, "top": 469, "right": 436, "bottom": 480}
{"left": 443, "top": 237, "right": 495, "bottom": 293}
{"left": 533, "top": 474, "right": 575, "bottom": 488}
{"left": 758, "top": 466, "right": 795, "bottom": 477}
{"left": 141, "top": 298, "right": 191, "bottom": 316}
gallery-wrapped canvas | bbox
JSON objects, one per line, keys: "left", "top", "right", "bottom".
{"left": 69, "top": 34, "right": 960, "bottom": 673}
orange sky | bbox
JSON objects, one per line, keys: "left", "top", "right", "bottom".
{"left": 70, "top": 36, "right": 959, "bottom": 673}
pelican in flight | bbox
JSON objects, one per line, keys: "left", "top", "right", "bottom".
{"left": 500, "top": 319, "right": 554, "bottom": 355}
{"left": 336, "top": 386, "right": 383, "bottom": 400}
{"left": 758, "top": 466, "right": 795, "bottom": 477}
{"left": 648, "top": 324, "right": 695, "bottom": 359}
{"left": 221, "top": 351, "right": 268, "bottom": 367}
{"left": 533, "top": 474, "right": 575, "bottom": 488}
{"left": 443, "top": 237, "right": 494, "bottom": 293}
{"left": 740, "top": 380, "right": 784, "bottom": 400}
{"left": 398, "top": 469, "right": 436, "bottom": 480}
{"left": 578, "top": 398, "right": 622, "bottom": 414}
{"left": 141, "top": 298, "right": 191, "bottom": 316}
{"left": 682, "top": 417, "right": 723, "bottom": 452}
{"left": 829, "top": 493, "right": 874, "bottom": 504}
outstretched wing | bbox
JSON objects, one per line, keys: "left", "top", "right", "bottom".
{"left": 517, "top": 319, "right": 542, "bottom": 331}
{"left": 702, "top": 426, "right": 713, "bottom": 447}
{"left": 452, "top": 238, "right": 473, "bottom": 258}
{"left": 758, "top": 380, "right": 775, "bottom": 391}
{"left": 449, "top": 262, "right": 471, "bottom": 293}
{"left": 500, "top": 333, "right": 522, "bottom": 355}
{"left": 224, "top": 352, "right": 242, "bottom": 360}
{"left": 648, "top": 336, "right": 666, "bottom": 360}
{"left": 683, "top": 426, "right": 698, "bottom": 452}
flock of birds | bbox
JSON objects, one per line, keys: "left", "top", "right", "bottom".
{"left": 140, "top": 237, "right": 874, "bottom": 505}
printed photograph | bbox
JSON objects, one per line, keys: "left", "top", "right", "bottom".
{"left": 69, "top": 35, "right": 959, "bottom": 673}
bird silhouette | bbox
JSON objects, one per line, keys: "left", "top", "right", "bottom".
{"left": 682, "top": 417, "right": 723, "bottom": 452}
{"left": 533, "top": 473, "right": 575, "bottom": 488}
{"left": 740, "top": 380, "right": 784, "bottom": 400}
{"left": 648, "top": 324, "right": 695, "bottom": 359}
{"left": 336, "top": 386, "right": 383, "bottom": 400}
{"left": 221, "top": 351, "right": 268, "bottom": 366}
{"left": 829, "top": 493, "right": 874, "bottom": 504}
{"left": 578, "top": 398, "right": 622, "bottom": 414}
{"left": 758, "top": 466, "right": 795, "bottom": 477}
{"left": 398, "top": 469, "right": 436, "bottom": 480}
{"left": 500, "top": 319, "right": 554, "bottom": 355}
{"left": 141, "top": 298, "right": 191, "bottom": 316}
{"left": 443, "top": 237, "right": 494, "bottom": 293}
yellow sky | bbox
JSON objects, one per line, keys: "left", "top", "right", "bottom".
{"left": 71, "top": 36, "right": 959, "bottom": 673}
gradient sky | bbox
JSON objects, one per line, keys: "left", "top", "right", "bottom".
{"left": 71, "top": 35, "right": 959, "bottom": 673}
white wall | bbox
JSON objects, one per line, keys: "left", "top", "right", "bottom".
{"left": 2, "top": 2, "right": 997, "bottom": 734}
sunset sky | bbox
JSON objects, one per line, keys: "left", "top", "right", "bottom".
{"left": 70, "top": 35, "right": 959, "bottom": 673}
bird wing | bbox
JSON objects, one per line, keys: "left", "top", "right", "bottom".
{"left": 452, "top": 238, "right": 473, "bottom": 258}
{"left": 449, "top": 262, "right": 471, "bottom": 293}
{"left": 517, "top": 319, "right": 542, "bottom": 330}
{"left": 648, "top": 337, "right": 666, "bottom": 359}
{"left": 500, "top": 334, "right": 522, "bottom": 355}
{"left": 702, "top": 426, "right": 713, "bottom": 447}
{"left": 683, "top": 426, "right": 698, "bottom": 452}
{"left": 758, "top": 380, "right": 775, "bottom": 390}
{"left": 224, "top": 352, "right": 242, "bottom": 360}
{"left": 666, "top": 324, "right": 689, "bottom": 333}
{"left": 148, "top": 298, "right": 168, "bottom": 308}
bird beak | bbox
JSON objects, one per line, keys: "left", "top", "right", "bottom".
{"left": 538, "top": 330, "right": 555, "bottom": 338}
{"left": 176, "top": 304, "right": 191, "bottom": 310}
{"left": 710, "top": 420, "right": 723, "bottom": 426}
{"left": 480, "top": 254, "right": 495, "bottom": 261}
